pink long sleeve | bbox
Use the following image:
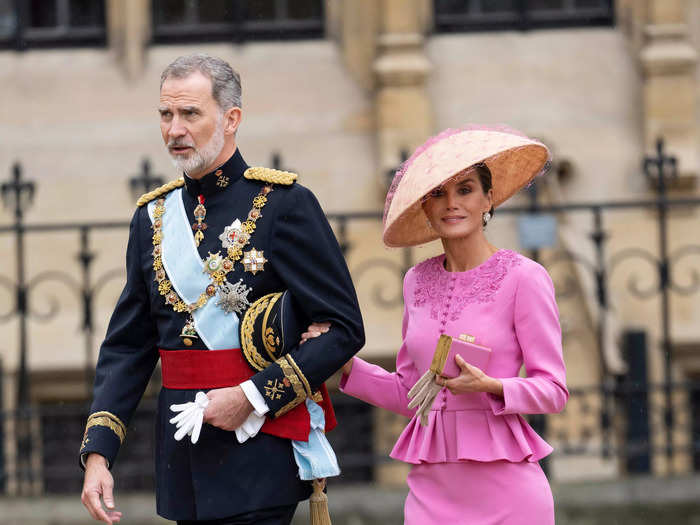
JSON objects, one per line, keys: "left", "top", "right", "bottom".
{"left": 339, "top": 304, "right": 419, "bottom": 418}
{"left": 488, "top": 262, "right": 569, "bottom": 415}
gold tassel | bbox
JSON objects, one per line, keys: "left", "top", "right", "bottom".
{"left": 309, "top": 478, "right": 332, "bottom": 525}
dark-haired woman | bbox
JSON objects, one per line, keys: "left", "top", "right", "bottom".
{"left": 307, "top": 127, "right": 568, "bottom": 524}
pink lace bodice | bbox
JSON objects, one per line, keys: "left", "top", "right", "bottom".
{"left": 413, "top": 250, "right": 522, "bottom": 322}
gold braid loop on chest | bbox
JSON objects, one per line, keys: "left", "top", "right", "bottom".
{"left": 136, "top": 178, "right": 185, "bottom": 207}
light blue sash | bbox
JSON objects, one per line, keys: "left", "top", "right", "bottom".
{"left": 147, "top": 188, "right": 240, "bottom": 350}
{"left": 293, "top": 399, "right": 341, "bottom": 480}
{"left": 148, "top": 188, "right": 339, "bottom": 479}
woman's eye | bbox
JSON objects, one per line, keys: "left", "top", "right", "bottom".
{"left": 430, "top": 189, "right": 444, "bottom": 198}
{"left": 458, "top": 187, "right": 471, "bottom": 195}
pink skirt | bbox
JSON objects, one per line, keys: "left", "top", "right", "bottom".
{"left": 404, "top": 460, "right": 554, "bottom": 525}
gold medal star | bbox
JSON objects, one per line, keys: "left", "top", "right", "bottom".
{"left": 242, "top": 248, "right": 267, "bottom": 275}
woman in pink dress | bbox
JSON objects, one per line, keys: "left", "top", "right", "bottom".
{"left": 314, "top": 126, "right": 568, "bottom": 524}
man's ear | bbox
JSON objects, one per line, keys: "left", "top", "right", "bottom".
{"left": 224, "top": 107, "right": 242, "bottom": 136}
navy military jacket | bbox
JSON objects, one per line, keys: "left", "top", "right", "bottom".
{"left": 79, "top": 150, "right": 365, "bottom": 521}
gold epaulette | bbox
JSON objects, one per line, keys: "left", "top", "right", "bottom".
{"left": 244, "top": 167, "right": 298, "bottom": 186}
{"left": 136, "top": 178, "right": 185, "bottom": 207}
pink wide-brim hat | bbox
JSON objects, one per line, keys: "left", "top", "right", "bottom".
{"left": 382, "top": 125, "right": 551, "bottom": 247}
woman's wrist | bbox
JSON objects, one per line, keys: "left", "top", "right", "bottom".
{"left": 484, "top": 377, "right": 504, "bottom": 397}
{"left": 341, "top": 357, "right": 354, "bottom": 376}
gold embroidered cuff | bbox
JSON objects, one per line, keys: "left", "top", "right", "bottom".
{"left": 83, "top": 411, "right": 126, "bottom": 445}
{"left": 274, "top": 356, "right": 307, "bottom": 417}
{"left": 286, "top": 354, "right": 313, "bottom": 399}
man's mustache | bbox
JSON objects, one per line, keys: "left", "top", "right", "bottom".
{"left": 167, "top": 139, "right": 196, "bottom": 149}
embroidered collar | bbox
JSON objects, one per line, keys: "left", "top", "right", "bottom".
{"left": 412, "top": 249, "right": 522, "bottom": 322}
{"left": 183, "top": 148, "right": 248, "bottom": 198}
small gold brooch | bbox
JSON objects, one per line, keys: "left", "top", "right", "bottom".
{"left": 215, "top": 169, "right": 229, "bottom": 188}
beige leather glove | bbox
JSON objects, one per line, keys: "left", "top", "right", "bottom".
{"left": 407, "top": 370, "right": 443, "bottom": 426}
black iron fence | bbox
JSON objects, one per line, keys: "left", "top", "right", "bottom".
{"left": 2, "top": 139, "right": 700, "bottom": 494}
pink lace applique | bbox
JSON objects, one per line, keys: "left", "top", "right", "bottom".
{"left": 412, "top": 250, "right": 522, "bottom": 321}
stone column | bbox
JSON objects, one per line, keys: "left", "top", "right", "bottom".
{"left": 374, "top": 0, "right": 433, "bottom": 192}
{"left": 106, "top": 0, "right": 150, "bottom": 80}
{"left": 640, "top": 0, "right": 698, "bottom": 181}
{"left": 371, "top": 0, "right": 431, "bottom": 483}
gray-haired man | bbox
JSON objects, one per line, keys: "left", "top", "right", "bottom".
{"left": 79, "top": 54, "right": 364, "bottom": 525}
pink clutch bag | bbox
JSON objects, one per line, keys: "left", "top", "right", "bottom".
{"left": 429, "top": 334, "right": 491, "bottom": 378}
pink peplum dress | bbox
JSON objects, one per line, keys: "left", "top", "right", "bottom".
{"left": 340, "top": 249, "right": 568, "bottom": 525}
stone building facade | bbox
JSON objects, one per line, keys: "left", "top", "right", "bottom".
{"left": 1, "top": 0, "right": 699, "bottom": 493}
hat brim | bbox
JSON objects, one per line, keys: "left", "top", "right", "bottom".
{"left": 382, "top": 130, "right": 550, "bottom": 248}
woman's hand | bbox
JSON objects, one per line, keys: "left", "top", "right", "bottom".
{"left": 437, "top": 354, "right": 503, "bottom": 397}
{"left": 299, "top": 322, "right": 330, "bottom": 345}
{"left": 298, "top": 321, "right": 353, "bottom": 376}
{"left": 340, "top": 358, "right": 353, "bottom": 376}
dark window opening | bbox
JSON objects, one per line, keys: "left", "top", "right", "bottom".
{"left": 434, "top": 0, "right": 614, "bottom": 33}
{"left": 152, "top": 0, "right": 324, "bottom": 44}
{"left": 0, "top": 0, "right": 106, "bottom": 50}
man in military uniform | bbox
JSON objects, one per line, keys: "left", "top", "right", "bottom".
{"left": 79, "top": 54, "right": 365, "bottom": 524}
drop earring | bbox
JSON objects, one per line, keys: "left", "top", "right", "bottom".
{"left": 482, "top": 211, "right": 491, "bottom": 226}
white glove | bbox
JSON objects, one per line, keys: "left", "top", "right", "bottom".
{"left": 169, "top": 391, "right": 209, "bottom": 444}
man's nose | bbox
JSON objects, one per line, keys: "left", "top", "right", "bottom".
{"left": 168, "top": 116, "right": 187, "bottom": 139}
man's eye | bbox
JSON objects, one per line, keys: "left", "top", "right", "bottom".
{"left": 161, "top": 111, "right": 172, "bottom": 119}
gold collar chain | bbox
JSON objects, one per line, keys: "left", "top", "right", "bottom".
{"left": 150, "top": 184, "right": 273, "bottom": 319}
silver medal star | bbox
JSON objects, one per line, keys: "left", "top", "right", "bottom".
{"left": 216, "top": 279, "right": 252, "bottom": 314}
{"left": 219, "top": 219, "right": 246, "bottom": 249}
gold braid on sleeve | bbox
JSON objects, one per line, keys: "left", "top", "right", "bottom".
{"left": 285, "top": 354, "right": 313, "bottom": 399}
{"left": 83, "top": 411, "right": 127, "bottom": 445}
{"left": 274, "top": 356, "right": 307, "bottom": 417}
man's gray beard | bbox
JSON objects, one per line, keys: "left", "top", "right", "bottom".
{"left": 170, "top": 119, "right": 225, "bottom": 176}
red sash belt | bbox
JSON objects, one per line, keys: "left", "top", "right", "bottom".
{"left": 159, "top": 349, "right": 336, "bottom": 441}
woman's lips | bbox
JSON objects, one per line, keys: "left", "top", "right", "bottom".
{"left": 441, "top": 216, "right": 466, "bottom": 224}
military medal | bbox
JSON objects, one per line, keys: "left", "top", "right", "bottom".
{"left": 180, "top": 316, "right": 199, "bottom": 346}
{"left": 219, "top": 219, "right": 249, "bottom": 249}
{"left": 242, "top": 248, "right": 267, "bottom": 275}
{"left": 152, "top": 184, "right": 274, "bottom": 342}
{"left": 192, "top": 194, "right": 207, "bottom": 247}
{"left": 216, "top": 278, "right": 252, "bottom": 314}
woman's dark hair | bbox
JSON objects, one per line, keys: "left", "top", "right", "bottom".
{"left": 472, "top": 162, "right": 495, "bottom": 227}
